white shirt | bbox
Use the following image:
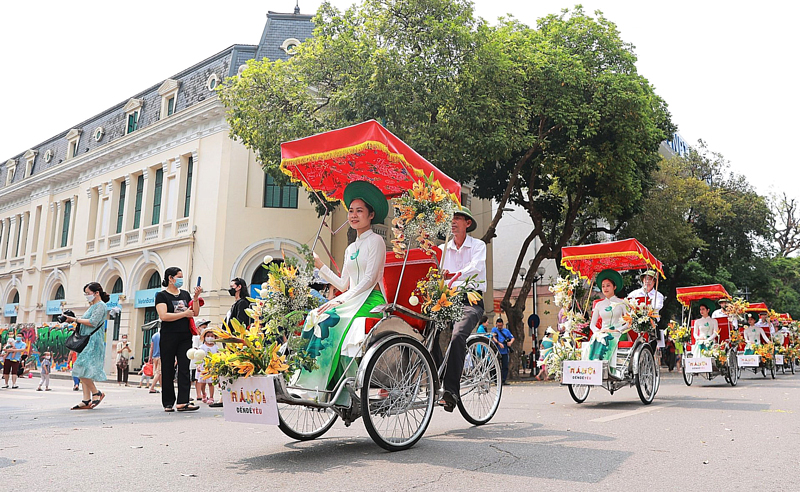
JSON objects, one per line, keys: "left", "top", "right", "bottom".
{"left": 626, "top": 287, "right": 664, "bottom": 312}
{"left": 712, "top": 308, "right": 738, "bottom": 329}
{"left": 319, "top": 229, "right": 386, "bottom": 305}
{"left": 755, "top": 319, "right": 774, "bottom": 336}
{"left": 441, "top": 235, "right": 487, "bottom": 290}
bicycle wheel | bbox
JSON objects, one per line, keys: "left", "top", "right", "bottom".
{"left": 277, "top": 403, "right": 338, "bottom": 441}
{"left": 568, "top": 384, "right": 590, "bottom": 403}
{"left": 361, "top": 337, "right": 436, "bottom": 452}
{"left": 682, "top": 363, "right": 694, "bottom": 386}
{"left": 635, "top": 346, "right": 658, "bottom": 404}
{"left": 457, "top": 338, "right": 502, "bottom": 425}
{"left": 728, "top": 349, "right": 738, "bottom": 387}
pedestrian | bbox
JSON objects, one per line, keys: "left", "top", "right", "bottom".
{"left": 192, "top": 320, "right": 210, "bottom": 401}
{"left": 225, "top": 277, "right": 251, "bottom": 329}
{"left": 67, "top": 349, "right": 80, "bottom": 391}
{"left": 116, "top": 334, "right": 133, "bottom": 387}
{"left": 665, "top": 338, "right": 676, "bottom": 372}
{"left": 491, "top": 318, "right": 515, "bottom": 384}
{"left": 148, "top": 329, "right": 162, "bottom": 393}
{"left": 434, "top": 207, "right": 486, "bottom": 411}
{"left": 37, "top": 351, "right": 52, "bottom": 391}
{"left": 139, "top": 358, "right": 153, "bottom": 388}
{"left": 195, "top": 326, "right": 219, "bottom": 404}
{"left": 2, "top": 333, "right": 26, "bottom": 389}
{"left": 62, "top": 282, "right": 110, "bottom": 409}
{"left": 155, "top": 266, "right": 202, "bottom": 412}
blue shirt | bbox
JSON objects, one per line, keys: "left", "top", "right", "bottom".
{"left": 491, "top": 327, "right": 514, "bottom": 355}
{"left": 9, "top": 340, "right": 26, "bottom": 361}
{"left": 476, "top": 324, "right": 490, "bottom": 337}
{"left": 151, "top": 332, "right": 161, "bottom": 359}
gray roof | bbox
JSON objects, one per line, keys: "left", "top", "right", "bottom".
{"left": 2, "top": 10, "right": 314, "bottom": 185}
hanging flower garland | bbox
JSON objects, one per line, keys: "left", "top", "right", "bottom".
{"left": 391, "top": 173, "right": 457, "bottom": 257}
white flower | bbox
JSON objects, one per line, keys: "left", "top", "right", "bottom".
{"left": 304, "top": 309, "right": 330, "bottom": 338}
{"left": 193, "top": 349, "right": 207, "bottom": 362}
{"left": 263, "top": 255, "right": 274, "bottom": 265}
{"left": 186, "top": 348, "right": 196, "bottom": 360}
{"left": 408, "top": 295, "right": 419, "bottom": 306}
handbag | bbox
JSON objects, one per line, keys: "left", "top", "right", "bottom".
{"left": 142, "top": 361, "right": 154, "bottom": 377}
{"left": 65, "top": 321, "right": 104, "bottom": 353}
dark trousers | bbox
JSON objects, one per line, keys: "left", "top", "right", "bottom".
{"left": 434, "top": 303, "right": 484, "bottom": 398}
{"left": 500, "top": 353, "right": 510, "bottom": 383}
{"left": 159, "top": 331, "right": 192, "bottom": 408}
{"left": 116, "top": 363, "right": 129, "bottom": 384}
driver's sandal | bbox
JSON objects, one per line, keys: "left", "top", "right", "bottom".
{"left": 71, "top": 400, "right": 94, "bottom": 410}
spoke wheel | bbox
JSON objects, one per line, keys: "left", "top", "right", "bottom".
{"left": 277, "top": 403, "right": 337, "bottom": 441}
{"left": 568, "top": 384, "right": 590, "bottom": 403}
{"left": 457, "top": 338, "right": 502, "bottom": 425}
{"left": 770, "top": 360, "right": 775, "bottom": 379}
{"left": 682, "top": 362, "right": 694, "bottom": 386}
{"left": 635, "top": 346, "right": 658, "bottom": 404}
{"left": 728, "top": 349, "right": 738, "bottom": 387}
{"left": 361, "top": 337, "right": 436, "bottom": 452}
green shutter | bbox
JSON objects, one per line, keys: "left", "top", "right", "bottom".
{"left": 116, "top": 180, "right": 126, "bottom": 234}
{"left": 167, "top": 97, "right": 175, "bottom": 116}
{"left": 133, "top": 175, "right": 144, "bottom": 229}
{"left": 184, "top": 157, "right": 193, "bottom": 217}
{"left": 61, "top": 201, "right": 71, "bottom": 248}
{"left": 152, "top": 169, "right": 163, "bottom": 225}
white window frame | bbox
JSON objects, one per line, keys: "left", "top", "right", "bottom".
{"left": 206, "top": 73, "right": 219, "bottom": 91}
{"left": 158, "top": 79, "right": 180, "bottom": 120}
{"left": 123, "top": 98, "right": 144, "bottom": 135}
{"left": 66, "top": 128, "right": 82, "bottom": 159}
{"left": 4, "top": 159, "right": 16, "bottom": 186}
{"left": 23, "top": 150, "right": 37, "bottom": 178}
{"left": 281, "top": 38, "right": 301, "bottom": 54}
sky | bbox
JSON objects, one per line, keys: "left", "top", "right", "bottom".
{"left": 1, "top": 0, "right": 797, "bottom": 200}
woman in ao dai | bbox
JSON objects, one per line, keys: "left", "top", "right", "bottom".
{"left": 690, "top": 300, "right": 718, "bottom": 357}
{"left": 742, "top": 314, "right": 770, "bottom": 354}
{"left": 585, "top": 269, "right": 629, "bottom": 369}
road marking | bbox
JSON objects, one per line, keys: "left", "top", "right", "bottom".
{"left": 591, "top": 401, "right": 677, "bottom": 423}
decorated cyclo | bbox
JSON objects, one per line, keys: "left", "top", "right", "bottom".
{"left": 675, "top": 284, "right": 740, "bottom": 387}
{"left": 259, "top": 120, "right": 502, "bottom": 451}
{"left": 556, "top": 239, "right": 663, "bottom": 405}
{"left": 739, "top": 302, "right": 777, "bottom": 379}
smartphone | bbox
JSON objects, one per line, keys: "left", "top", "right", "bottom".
{"left": 196, "top": 276, "right": 202, "bottom": 287}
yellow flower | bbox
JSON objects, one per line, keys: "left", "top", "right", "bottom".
{"left": 431, "top": 293, "right": 453, "bottom": 312}
{"left": 431, "top": 186, "right": 447, "bottom": 203}
{"left": 233, "top": 360, "right": 255, "bottom": 378}
{"left": 434, "top": 208, "right": 447, "bottom": 224}
{"left": 266, "top": 345, "right": 289, "bottom": 374}
{"left": 466, "top": 291, "right": 482, "bottom": 305}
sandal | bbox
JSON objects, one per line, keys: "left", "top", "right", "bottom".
{"left": 437, "top": 391, "right": 457, "bottom": 413}
{"left": 149, "top": 390, "right": 160, "bottom": 394}
{"left": 91, "top": 391, "right": 105, "bottom": 408}
{"left": 71, "top": 400, "right": 94, "bottom": 410}
{"left": 164, "top": 407, "right": 175, "bottom": 412}
{"left": 176, "top": 404, "right": 199, "bottom": 412}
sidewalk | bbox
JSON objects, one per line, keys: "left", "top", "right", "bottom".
{"left": 27, "top": 369, "right": 145, "bottom": 386}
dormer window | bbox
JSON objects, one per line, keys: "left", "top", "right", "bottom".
{"left": 206, "top": 74, "right": 219, "bottom": 91}
{"left": 43, "top": 149, "right": 53, "bottom": 163}
{"left": 93, "top": 126, "right": 105, "bottom": 142}
{"left": 66, "top": 129, "right": 82, "bottom": 159}
{"left": 158, "top": 79, "right": 180, "bottom": 120}
{"left": 123, "top": 98, "right": 144, "bottom": 134}
{"left": 281, "top": 38, "right": 301, "bottom": 54}
{"left": 5, "top": 159, "right": 16, "bottom": 186}
{"left": 23, "top": 150, "right": 37, "bottom": 178}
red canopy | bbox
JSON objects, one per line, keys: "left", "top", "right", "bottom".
{"left": 778, "top": 313, "right": 793, "bottom": 321}
{"left": 746, "top": 302, "right": 768, "bottom": 313}
{"left": 561, "top": 238, "right": 664, "bottom": 280}
{"left": 279, "top": 120, "right": 461, "bottom": 203}
{"left": 675, "top": 284, "right": 730, "bottom": 308}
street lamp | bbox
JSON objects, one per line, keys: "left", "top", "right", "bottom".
{"left": 519, "top": 263, "right": 547, "bottom": 375}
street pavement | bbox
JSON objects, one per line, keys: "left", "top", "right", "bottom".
{"left": 1, "top": 368, "right": 798, "bottom": 491}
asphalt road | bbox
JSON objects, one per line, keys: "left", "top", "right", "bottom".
{"left": 1, "top": 368, "right": 798, "bottom": 491}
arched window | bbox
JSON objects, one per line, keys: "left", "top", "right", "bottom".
{"left": 142, "top": 271, "right": 162, "bottom": 362}
{"left": 9, "top": 290, "right": 19, "bottom": 324}
{"left": 110, "top": 277, "right": 124, "bottom": 340}
{"left": 112, "top": 277, "right": 124, "bottom": 294}
{"left": 147, "top": 271, "right": 162, "bottom": 290}
{"left": 52, "top": 285, "right": 66, "bottom": 322}
{"left": 251, "top": 260, "right": 281, "bottom": 299}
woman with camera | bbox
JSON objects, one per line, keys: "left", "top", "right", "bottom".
{"left": 63, "top": 282, "right": 110, "bottom": 410}
{"left": 116, "top": 334, "right": 133, "bottom": 386}
{"left": 155, "top": 267, "right": 202, "bottom": 412}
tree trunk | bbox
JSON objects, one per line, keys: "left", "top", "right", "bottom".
{"left": 504, "top": 303, "right": 526, "bottom": 380}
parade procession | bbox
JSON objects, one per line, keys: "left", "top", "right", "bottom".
{"left": 2, "top": 0, "right": 800, "bottom": 490}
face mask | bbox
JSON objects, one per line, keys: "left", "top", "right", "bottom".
{"left": 228, "top": 287, "right": 237, "bottom": 297}
{"left": 205, "top": 337, "right": 215, "bottom": 343}
{"left": 85, "top": 293, "right": 95, "bottom": 302}
{"left": 16, "top": 337, "right": 22, "bottom": 342}
{"left": 174, "top": 278, "right": 184, "bottom": 288}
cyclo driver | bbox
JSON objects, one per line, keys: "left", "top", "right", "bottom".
{"left": 436, "top": 208, "right": 486, "bottom": 412}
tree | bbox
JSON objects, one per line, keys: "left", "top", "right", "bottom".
{"left": 769, "top": 193, "right": 800, "bottom": 257}
{"left": 471, "top": 8, "right": 673, "bottom": 378}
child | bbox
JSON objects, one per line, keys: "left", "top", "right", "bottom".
{"left": 138, "top": 358, "right": 153, "bottom": 388}
{"left": 38, "top": 352, "right": 52, "bottom": 391}
{"left": 195, "top": 327, "right": 219, "bottom": 404}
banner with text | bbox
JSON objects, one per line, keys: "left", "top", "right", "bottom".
{"left": 737, "top": 354, "right": 760, "bottom": 367}
{"left": 561, "top": 360, "right": 603, "bottom": 385}
{"left": 684, "top": 357, "right": 713, "bottom": 373}
{"left": 222, "top": 375, "right": 279, "bottom": 425}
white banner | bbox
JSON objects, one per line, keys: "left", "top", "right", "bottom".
{"left": 562, "top": 360, "right": 603, "bottom": 386}
{"left": 775, "top": 355, "right": 784, "bottom": 366}
{"left": 738, "top": 354, "right": 760, "bottom": 367}
{"left": 222, "top": 375, "right": 279, "bottom": 425}
{"left": 684, "top": 357, "right": 713, "bottom": 373}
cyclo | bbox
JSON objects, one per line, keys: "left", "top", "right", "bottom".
{"left": 558, "top": 239, "right": 663, "bottom": 405}
{"left": 272, "top": 121, "right": 502, "bottom": 451}
{"left": 739, "top": 302, "right": 776, "bottom": 379}
{"left": 676, "top": 284, "right": 739, "bottom": 387}
{"left": 773, "top": 313, "right": 794, "bottom": 375}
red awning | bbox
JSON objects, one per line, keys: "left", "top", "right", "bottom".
{"left": 561, "top": 238, "right": 664, "bottom": 280}
{"left": 675, "top": 284, "right": 730, "bottom": 308}
{"left": 745, "top": 302, "right": 768, "bottom": 313}
{"left": 279, "top": 120, "right": 461, "bottom": 203}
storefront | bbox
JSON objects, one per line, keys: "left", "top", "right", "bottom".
{"left": 134, "top": 272, "right": 162, "bottom": 363}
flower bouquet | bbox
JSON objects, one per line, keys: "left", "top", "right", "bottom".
{"left": 391, "top": 173, "right": 457, "bottom": 257}
{"left": 539, "top": 328, "right": 581, "bottom": 380}
{"left": 411, "top": 266, "right": 482, "bottom": 327}
{"left": 754, "top": 342, "right": 775, "bottom": 365}
{"left": 666, "top": 320, "right": 690, "bottom": 354}
{"left": 724, "top": 297, "right": 749, "bottom": 321}
{"left": 700, "top": 346, "right": 727, "bottom": 368}
{"left": 622, "top": 298, "right": 659, "bottom": 335}
{"left": 549, "top": 276, "right": 581, "bottom": 308}
{"left": 202, "top": 319, "right": 289, "bottom": 382}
